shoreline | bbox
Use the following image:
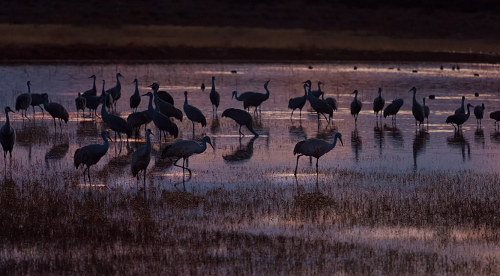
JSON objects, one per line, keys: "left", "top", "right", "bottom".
{"left": 1, "top": 46, "right": 499, "bottom": 64}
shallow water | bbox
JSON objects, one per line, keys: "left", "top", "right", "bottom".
{"left": 2, "top": 62, "right": 500, "bottom": 274}
{"left": 1, "top": 62, "right": 500, "bottom": 187}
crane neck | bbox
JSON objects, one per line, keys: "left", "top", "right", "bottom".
{"left": 116, "top": 74, "right": 121, "bottom": 88}
{"left": 184, "top": 93, "right": 189, "bottom": 106}
{"left": 318, "top": 83, "right": 322, "bottom": 92}
{"left": 134, "top": 81, "right": 139, "bottom": 95}
{"left": 101, "top": 82, "right": 106, "bottom": 97}
{"left": 211, "top": 78, "right": 215, "bottom": 92}
{"left": 466, "top": 104, "right": 471, "bottom": 115}
{"left": 461, "top": 98, "right": 465, "bottom": 110}
{"left": 146, "top": 94, "right": 154, "bottom": 114}
{"left": 92, "top": 78, "right": 96, "bottom": 92}
{"left": 330, "top": 135, "right": 340, "bottom": 150}
{"left": 263, "top": 84, "right": 270, "bottom": 98}
{"left": 354, "top": 91, "right": 359, "bottom": 101}
{"left": 101, "top": 97, "right": 109, "bottom": 116}
{"left": 412, "top": 90, "right": 417, "bottom": 103}
{"left": 145, "top": 132, "right": 152, "bottom": 150}
{"left": 27, "top": 83, "right": 31, "bottom": 94}
{"left": 102, "top": 133, "right": 110, "bottom": 148}
{"left": 4, "top": 108, "right": 11, "bottom": 129}
{"left": 303, "top": 85, "right": 308, "bottom": 96}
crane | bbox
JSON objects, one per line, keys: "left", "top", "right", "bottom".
{"left": 142, "top": 91, "right": 179, "bottom": 141}
{"left": 422, "top": 98, "right": 430, "bottom": 124}
{"left": 75, "top": 93, "right": 87, "bottom": 119}
{"left": 446, "top": 103, "right": 473, "bottom": 131}
{"left": 161, "top": 136, "right": 214, "bottom": 175}
{"left": 130, "top": 79, "right": 141, "bottom": 112}
{"left": 243, "top": 80, "right": 271, "bottom": 113}
{"left": 288, "top": 83, "right": 308, "bottom": 119}
{"left": 455, "top": 96, "right": 466, "bottom": 115}
{"left": 27, "top": 81, "right": 45, "bottom": 118}
{"left": 410, "top": 87, "right": 425, "bottom": 127}
{"left": 293, "top": 133, "right": 343, "bottom": 175}
{"left": 221, "top": 108, "right": 259, "bottom": 136}
{"left": 131, "top": 129, "right": 153, "bottom": 190}
{"left": 474, "top": 103, "right": 485, "bottom": 125}
{"left": 209, "top": 76, "right": 220, "bottom": 115}
{"left": 74, "top": 130, "right": 112, "bottom": 184}
{"left": 373, "top": 88, "right": 385, "bottom": 118}
{"left": 100, "top": 81, "right": 132, "bottom": 142}
{"left": 42, "top": 93, "right": 69, "bottom": 131}
{"left": 106, "top": 73, "right": 123, "bottom": 111}
{"left": 15, "top": 82, "right": 32, "bottom": 119}
{"left": 0, "top": 106, "right": 16, "bottom": 164}
{"left": 304, "top": 80, "right": 332, "bottom": 123}
{"left": 350, "top": 90, "right": 362, "bottom": 122}
{"left": 183, "top": 91, "right": 207, "bottom": 134}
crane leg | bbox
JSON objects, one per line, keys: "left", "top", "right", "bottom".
{"left": 290, "top": 109, "right": 294, "bottom": 119}
{"left": 143, "top": 170, "right": 146, "bottom": 191}
{"left": 294, "top": 155, "right": 302, "bottom": 176}
{"left": 316, "top": 158, "right": 319, "bottom": 175}
{"left": 192, "top": 122, "right": 195, "bottom": 136}
{"left": 239, "top": 126, "right": 244, "bottom": 136}
{"left": 299, "top": 109, "right": 302, "bottom": 119}
{"left": 183, "top": 158, "right": 192, "bottom": 175}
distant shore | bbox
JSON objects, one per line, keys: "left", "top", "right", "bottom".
{"left": 1, "top": 45, "right": 500, "bottom": 64}
{"left": 0, "top": 24, "right": 499, "bottom": 63}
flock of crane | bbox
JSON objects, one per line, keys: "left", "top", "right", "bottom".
{"left": 1, "top": 72, "right": 500, "bottom": 189}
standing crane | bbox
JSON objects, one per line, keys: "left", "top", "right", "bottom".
{"left": 75, "top": 93, "right": 87, "bottom": 119}
{"left": 106, "top": 73, "right": 123, "bottom": 111}
{"left": 131, "top": 129, "right": 153, "bottom": 190}
{"left": 455, "top": 96, "right": 466, "bottom": 115}
{"left": 82, "top": 75, "right": 97, "bottom": 99}
{"left": 100, "top": 81, "right": 132, "bottom": 142}
{"left": 161, "top": 136, "right": 214, "bottom": 175}
{"left": 27, "top": 81, "right": 45, "bottom": 118}
{"left": 0, "top": 107, "right": 16, "bottom": 164}
{"left": 490, "top": 111, "right": 500, "bottom": 129}
{"left": 373, "top": 88, "right": 385, "bottom": 118}
{"left": 304, "top": 80, "right": 333, "bottom": 123}
{"left": 383, "top": 99, "right": 404, "bottom": 123}
{"left": 422, "top": 98, "right": 430, "bottom": 125}
{"left": 293, "top": 133, "right": 343, "bottom": 175}
{"left": 74, "top": 130, "right": 112, "bottom": 184}
{"left": 130, "top": 79, "right": 141, "bottom": 112}
{"left": 15, "top": 82, "right": 32, "bottom": 119}
{"left": 184, "top": 91, "right": 207, "bottom": 134}
{"left": 243, "top": 80, "right": 271, "bottom": 113}
{"left": 409, "top": 87, "right": 425, "bottom": 127}
{"left": 209, "top": 76, "right": 220, "bottom": 116}
{"left": 446, "top": 103, "right": 473, "bottom": 131}
{"left": 474, "top": 103, "right": 485, "bottom": 125}
{"left": 150, "top": 83, "right": 183, "bottom": 122}
{"left": 142, "top": 91, "right": 179, "bottom": 141}
{"left": 42, "top": 93, "right": 69, "bottom": 132}
{"left": 350, "top": 90, "right": 363, "bottom": 123}
{"left": 288, "top": 83, "right": 308, "bottom": 119}
{"left": 221, "top": 108, "right": 259, "bottom": 136}
{"left": 310, "top": 81, "right": 324, "bottom": 98}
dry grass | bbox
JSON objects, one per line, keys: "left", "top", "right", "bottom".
{"left": 2, "top": 167, "right": 500, "bottom": 275}
{"left": 1, "top": 24, "right": 500, "bottom": 55}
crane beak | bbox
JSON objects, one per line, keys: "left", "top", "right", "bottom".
{"left": 148, "top": 84, "right": 153, "bottom": 88}
{"left": 141, "top": 93, "right": 149, "bottom": 97}
{"left": 108, "top": 136, "right": 113, "bottom": 142}
{"left": 209, "top": 141, "right": 214, "bottom": 150}
{"left": 339, "top": 137, "right": 344, "bottom": 146}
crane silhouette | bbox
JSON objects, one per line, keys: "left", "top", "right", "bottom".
{"left": 74, "top": 130, "right": 112, "bottom": 184}
{"left": 131, "top": 129, "right": 153, "bottom": 190}
{"left": 350, "top": 90, "right": 362, "bottom": 123}
{"left": 42, "top": 93, "right": 69, "bottom": 132}
{"left": 27, "top": 81, "right": 45, "bottom": 118}
{"left": 373, "top": 88, "right": 385, "bottom": 118}
{"left": 100, "top": 81, "right": 132, "bottom": 142}
{"left": 293, "top": 133, "right": 343, "bottom": 175}
{"left": 422, "top": 98, "right": 430, "bottom": 125}
{"left": 184, "top": 91, "right": 207, "bottom": 134}
{"left": 161, "top": 136, "right": 214, "bottom": 175}
{"left": 142, "top": 91, "right": 179, "bottom": 142}
{"left": 75, "top": 93, "right": 86, "bottom": 119}
{"left": 446, "top": 103, "right": 473, "bottom": 131}
{"left": 243, "top": 80, "right": 271, "bottom": 114}
{"left": 474, "top": 103, "right": 485, "bottom": 125}
{"left": 409, "top": 87, "right": 424, "bottom": 127}
{"left": 0, "top": 107, "right": 16, "bottom": 165}
{"left": 106, "top": 73, "right": 123, "bottom": 111}
{"left": 15, "top": 82, "right": 32, "bottom": 119}
{"left": 209, "top": 76, "right": 220, "bottom": 116}
{"left": 221, "top": 108, "right": 259, "bottom": 136}
{"left": 288, "top": 83, "right": 308, "bottom": 119}
{"left": 130, "top": 79, "right": 141, "bottom": 112}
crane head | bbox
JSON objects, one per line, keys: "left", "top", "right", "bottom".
{"left": 378, "top": 87, "right": 382, "bottom": 93}
{"left": 102, "top": 131, "right": 113, "bottom": 142}
{"left": 27, "top": 81, "right": 31, "bottom": 86}
{"left": 336, "top": 133, "right": 344, "bottom": 146}
{"left": 467, "top": 103, "right": 473, "bottom": 108}
{"left": 203, "top": 136, "right": 214, "bottom": 150}
{"left": 88, "top": 75, "right": 96, "bottom": 79}
{"left": 264, "top": 80, "right": 270, "bottom": 87}
{"left": 212, "top": 76, "right": 215, "bottom": 81}
{"left": 141, "top": 92, "right": 152, "bottom": 97}
{"left": 5, "top": 106, "right": 15, "bottom": 113}
{"left": 148, "top": 83, "right": 159, "bottom": 90}
{"left": 184, "top": 91, "right": 188, "bottom": 97}
{"left": 351, "top": 90, "right": 358, "bottom": 94}
{"left": 408, "top": 87, "right": 416, "bottom": 92}
{"left": 117, "top": 73, "right": 124, "bottom": 78}
{"left": 146, "top": 129, "right": 154, "bottom": 136}
{"left": 232, "top": 91, "right": 237, "bottom": 99}
{"left": 302, "top": 80, "right": 312, "bottom": 85}
{"left": 132, "top": 79, "right": 138, "bottom": 84}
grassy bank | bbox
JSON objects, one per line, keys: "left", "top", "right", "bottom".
{"left": 0, "top": 24, "right": 499, "bottom": 62}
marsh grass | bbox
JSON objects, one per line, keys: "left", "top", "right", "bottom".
{"left": 2, "top": 167, "right": 500, "bottom": 274}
